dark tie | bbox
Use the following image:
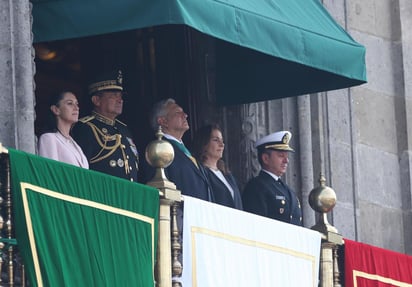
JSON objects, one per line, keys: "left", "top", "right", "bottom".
{"left": 276, "top": 177, "right": 291, "bottom": 203}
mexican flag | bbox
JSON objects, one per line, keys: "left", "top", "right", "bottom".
{"left": 9, "top": 149, "right": 159, "bottom": 287}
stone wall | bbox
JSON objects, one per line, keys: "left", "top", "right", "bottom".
{"left": 323, "top": 0, "right": 412, "bottom": 253}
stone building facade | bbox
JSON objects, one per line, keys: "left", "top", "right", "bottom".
{"left": 1, "top": 0, "right": 411, "bottom": 254}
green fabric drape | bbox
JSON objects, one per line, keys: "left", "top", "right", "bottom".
{"left": 31, "top": 0, "right": 367, "bottom": 104}
{"left": 9, "top": 149, "right": 159, "bottom": 287}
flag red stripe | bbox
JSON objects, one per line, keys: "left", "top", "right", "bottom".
{"left": 345, "top": 239, "right": 412, "bottom": 287}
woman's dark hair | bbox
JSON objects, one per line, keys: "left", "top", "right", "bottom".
{"left": 40, "top": 91, "right": 72, "bottom": 134}
{"left": 192, "top": 124, "right": 230, "bottom": 175}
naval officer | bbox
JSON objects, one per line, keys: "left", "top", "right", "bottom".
{"left": 242, "top": 131, "right": 302, "bottom": 226}
{"left": 72, "top": 70, "right": 139, "bottom": 181}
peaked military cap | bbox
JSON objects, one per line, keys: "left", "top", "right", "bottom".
{"left": 88, "top": 69, "right": 123, "bottom": 95}
{"left": 255, "top": 131, "right": 295, "bottom": 152}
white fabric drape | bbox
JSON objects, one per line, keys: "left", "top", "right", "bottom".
{"left": 181, "top": 196, "right": 321, "bottom": 287}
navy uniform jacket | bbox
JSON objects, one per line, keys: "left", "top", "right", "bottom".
{"left": 242, "top": 170, "right": 302, "bottom": 226}
{"left": 71, "top": 112, "right": 139, "bottom": 182}
{"left": 204, "top": 168, "right": 243, "bottom": 210}
{"left": 140, "top": 139, "right": 213, "bottom": 202}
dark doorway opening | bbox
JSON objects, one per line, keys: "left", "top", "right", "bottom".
{"left": 34, "top": 25, "right": 202, "bottom": 152}
{"left": 33, "top": 26, "right": 248, "bottom": 188}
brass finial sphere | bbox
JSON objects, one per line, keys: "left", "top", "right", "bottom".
{"left": 309, "top": 174, "right": 337, "bottom": 213}
{"left": 145, "top": 126, "right": 175, "bottom": 169}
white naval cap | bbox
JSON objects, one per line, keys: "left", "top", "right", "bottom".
{"left": 255, "top": 131, "right": 294, "bottom": 152}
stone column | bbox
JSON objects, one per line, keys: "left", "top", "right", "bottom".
{"left": 298, "top": 95, "right": 316, "bottom": 227}
{"left": 0, "top": 0, "right": 36, "bottom": 153}
{"left": 399, "top": 0, "right": 412, "bottom": 254}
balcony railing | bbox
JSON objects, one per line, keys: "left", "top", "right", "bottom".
{"left": 0, "top": 141, "right": 343, "bottom": 287}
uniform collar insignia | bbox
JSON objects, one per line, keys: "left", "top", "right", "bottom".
{"left": 92, "top": 111, "right": 115, "bottom": 126}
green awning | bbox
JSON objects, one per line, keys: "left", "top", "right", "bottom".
{"left": 31, "top": 0, "right": 367, "bottom": 105}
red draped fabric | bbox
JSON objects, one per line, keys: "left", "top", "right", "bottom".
{"left": 344, "top": 239, "right": 412, "bottom": 287}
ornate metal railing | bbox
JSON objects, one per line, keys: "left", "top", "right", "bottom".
{"left": 0, "top": 144, "right": 26, "bottom": 287}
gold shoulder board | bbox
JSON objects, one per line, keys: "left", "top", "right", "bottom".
{"left": 79, "top": 115, "right": 95, "bottom": 123}
{"left": 115, "top": 119, "right": 127, "bottom": 126}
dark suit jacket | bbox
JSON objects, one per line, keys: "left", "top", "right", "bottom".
{"left": 204, "top": 168, "right": 243, "bottom": 210}
{"left": 242, "top": 170, "right": 302, "bottom": 226}
{"left": 140, "top": 139, "right": 213, "bottom": 202}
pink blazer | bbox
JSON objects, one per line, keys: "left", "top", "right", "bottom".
{"left": 38, "top": 132, "right": 89, "bottom": 169}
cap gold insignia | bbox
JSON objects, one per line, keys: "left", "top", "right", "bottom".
{"left": 117, "top": 70, "right": 123, "bottom": 85}
{"left": 282, "top": 133, "right": 290, "bottom": 144}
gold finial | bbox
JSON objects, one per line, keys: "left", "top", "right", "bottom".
{"left": 145, "top": 126, "right": 174, "bottom": 169}
{"left": 155, "top": 125, "right": 165, "bottom": 141}
{"left": 309, "top": 173, "right": 342, "bottom": 243}
{"left": 145, "top": 126, "right": 176, "bottom": 189}
{"left": 309, "top": 173, "right": 336, "bottom": 213}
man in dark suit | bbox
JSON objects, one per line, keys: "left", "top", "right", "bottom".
{"left": 141, "top": 98, "right": 213, "bottom": 202}
{"left": 242, "top": 131, "right": 302, "bottom": 226}
{"left": 72, "top": 70, "right": 139, "bottom": 182}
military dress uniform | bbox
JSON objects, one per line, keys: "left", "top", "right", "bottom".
{"left": 72, "top": 112, "right": 139, "bottom": 182}
{"left": 71, "top": 69, "right": 139, "bottom": 182}
{"left": 242, "top": 131, "right": 303, "bottom": 226}
{"left": 242, "top": 171, "right": 302, "bottom": 225}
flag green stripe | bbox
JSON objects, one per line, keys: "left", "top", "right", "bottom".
{"left": 9, "top": 149, "right": 159, "bottom": 287}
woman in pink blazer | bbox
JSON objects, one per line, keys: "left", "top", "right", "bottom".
{"left": 38, "top": 91, "right": 89, "bottom": 168}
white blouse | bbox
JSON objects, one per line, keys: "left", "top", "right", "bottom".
{"left": 38, "top": 132, "right": 89, "bottom": 169}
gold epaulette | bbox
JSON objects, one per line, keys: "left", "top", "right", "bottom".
{"left": 79, "top": 115, "right": 95, "bottom": 123}
{"left": 115, "top": 119, "right": 127, "bottom": 126}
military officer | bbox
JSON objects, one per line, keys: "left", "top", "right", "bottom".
{"left": 242, "top": 131, "right": 302, "bottom": 226}
{"left": 71, "top": 70, "right": 139, "bottom": 182}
